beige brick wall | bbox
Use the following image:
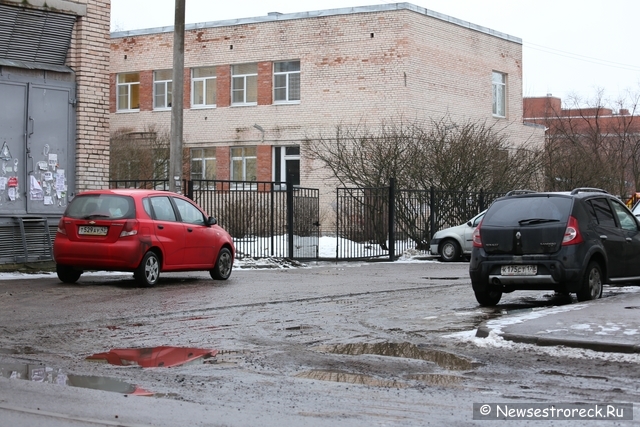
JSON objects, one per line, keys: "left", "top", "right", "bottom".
{"left": 68, "top": 0, "right": 111, "bottom": 191}
{"left": 110, "top": 5, "right": 544, "bottom": 230}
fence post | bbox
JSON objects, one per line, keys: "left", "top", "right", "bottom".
{"left": 479, "top": 188, "right": 485, "bottom": 212}
{"left": 429, "top": 186, "right": 436, "bottom": 240}
{"left": 185, "top": 180, "right": 193, "bottom": 200}
{"left": 287, "top": 183, "right": 294, "bottom": 258}
{"left": 388, "top": 178, "right": 396, "bottom": 260}
{"left": 270, "top": 182, "right": 275, "bottom": 257}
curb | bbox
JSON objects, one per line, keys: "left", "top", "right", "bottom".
{"left": 475, "top": 326, "right": 640, "bottom": 354}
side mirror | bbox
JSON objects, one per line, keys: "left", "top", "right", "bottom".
{"left": 467, "top": 221, "right": 472, "bottom": 227}
{"left": 207, "top": 216, "right": 218, "bottom": 226}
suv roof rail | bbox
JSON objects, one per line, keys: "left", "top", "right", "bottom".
{"left": 570, "top": 187, "right": 608, "bottom": 195}
{"left": 505, "top": 189, "right": 537, "bottom": 196}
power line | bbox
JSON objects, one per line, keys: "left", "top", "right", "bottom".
{"left": 523, "top": 42, "right": 640, "bottom": 72}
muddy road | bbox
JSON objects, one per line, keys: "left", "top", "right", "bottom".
{"left": 0, "top": 261, "right": 638, "bottom": 426}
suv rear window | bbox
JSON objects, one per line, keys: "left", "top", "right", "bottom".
{"left": 66, "top": 195, "right": 135, "bottom": 220}
{"left": 483, "top": 196, "right": 572, "bottom": 226}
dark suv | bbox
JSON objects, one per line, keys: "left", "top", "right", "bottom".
{"left": 469, "top": 188, "right": 640, "bottom": 306}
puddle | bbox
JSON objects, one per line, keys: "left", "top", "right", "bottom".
{"left": 87, "top": 346, "right": 218, "bottom": 368}
{"left": 405, "top": 373, "right": 463, "bottom": 386}
{"left": 295, "top": 370, "right": 408, "bottom": 388}
{"left": 0, "top": 362, "right": 152, "bottom": 395}
{"left": 315, "top": 342, "right": 474, "bottom": 371}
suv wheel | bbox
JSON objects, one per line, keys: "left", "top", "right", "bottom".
{"left": 440, "top": 239, "right": 461, "bottom": 262}
{"left": 576, "top": 261, "right": 603, "bottom": 302}
{"left": 472, "top": 281, "right": 502, "bottom": 306}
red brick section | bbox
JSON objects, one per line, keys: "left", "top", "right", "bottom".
{"left": 139, "top": 70, "right": 153, "bottom": 111}
{"left": 258, "top": 61, "right": 272, "bottom": 105}
{"left": 217, "top": 65, "right": 231, "bottom": 107}
{"left": 216, "top": 146, "right": 230, "bottom": 180}
{"left": 109, "top": 73, "right": 117, "bottom": 113}
{"left": 182, "top": 67, "right": 191, "bottom": 108}
{"left": 256, "top": 145, "right": 272, "bottom": 181}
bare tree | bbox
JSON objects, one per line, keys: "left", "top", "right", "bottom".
{"left": 304, "top": 116, "right": 543, "bottom": 193}
{"left": 110, "top": 126, "right": 190, "bottom": 186}
{"left": 540, "top": 89, "right": 640, "bottom": 198}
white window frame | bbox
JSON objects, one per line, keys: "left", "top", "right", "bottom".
{"left": 492, "top": 71, "right": 506, "bottom": 118}
{"left": 231, "top": 63, "right": 258, "bottom": 106}
{"left": 116, "top": 72, "right": 140, "bottom": 112}
{"left": 154, "top": 69, "right": 173, "bottom": 110}
{"left": 190, "top": 147, "right": 217, "bottom": 189}
{"left": 273, "top": 61, "right": 300, "bottom": 104}
{"left": 191, "top": 66, "right": 217, "bottom": 109}
{"left": 231, "top": 146, "right": 257, "bottom": 190}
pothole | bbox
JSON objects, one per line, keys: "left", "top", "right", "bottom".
{"left": 86, "top": 346, "right": 218, "bottom": 368}
{"left": 315, "top": 342, "right": 474, "bottom": 370}
{"left": 0, "top": 362, "right": 152, "bottom": 395}
{"left": 295, "top": 370, "right": 409, "bottom": 388}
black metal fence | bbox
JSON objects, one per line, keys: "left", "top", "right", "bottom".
{"left": 110, "top": 179, "right": 320, "bottom": 259}
{"left": 336, "top": 179, "right": 505, "bottom": 259}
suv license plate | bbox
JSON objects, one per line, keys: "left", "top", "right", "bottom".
{"left": 501, "top": 265, "right": 537, "bottom": 276}
{"left": 78, "top": 226, "right": 108, "bottom": 236}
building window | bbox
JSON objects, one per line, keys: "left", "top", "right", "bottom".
{"left": 154, "top": 69, "right": 173, "bottom": 110}
{"left": 117, "top": 72, "right": 140, "bottom": 111}
{"left": 273, "top": 146, "right": 300, "bottom": 190}
{"left": 274, "top": 61, "right": 300, "bottom": 103}
{"left": 192, "top": 66, "right": 217, "bottom": 108}
{"left": 190, "top": 147, "right": 217, "bottom": 187}
{"left": 492, "top": 71, "right": 506, "bottom": 117}
{"left": 231, "top": 147, "right": 257, "bottom": 181}
{"left": 231, "top": 63, "right": 257, "bottom": 105}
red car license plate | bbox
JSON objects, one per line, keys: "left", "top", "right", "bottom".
{"left": 78, "top": 225, "right": 108, "bottom": 236}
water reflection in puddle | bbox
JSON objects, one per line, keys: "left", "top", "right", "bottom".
{"left": 87, "top": 346, "right": 217, "bottom": 368}
{"left": 0, "top": 362, "right": 152, "bottom": 395}
{"left": 296, "top": 370, "right": 408, "bottom": 388}
{"left": 315, "top": 342, "right": 473, "bottom": 370}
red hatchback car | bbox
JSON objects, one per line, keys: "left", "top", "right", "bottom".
{"left": 53, "top": 189, "right": 235, "bottom": 286}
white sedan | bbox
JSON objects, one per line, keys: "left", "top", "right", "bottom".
{"left": 429, "top": 210, "right": 486, "bottom": 262}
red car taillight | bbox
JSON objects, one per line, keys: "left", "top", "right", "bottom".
{"left": 119, "top": 219, "right": 139, "bottom": 237}
{"left": 562, "top": 215, "right": 583, "bottom": 245}
{"left": 472, "top": 220, "right": 483, "bottom": 247}
{"left": 56, "top": 218, "right": 67, "bottom": 236}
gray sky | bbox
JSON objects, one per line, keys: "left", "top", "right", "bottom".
{"left": 110, "top": 0, "right": 640, "bottom": 106}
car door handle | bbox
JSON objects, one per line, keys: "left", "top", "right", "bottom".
{"left": 187, "top": 228, "right": 193, "bottom": 232}
{"left": 157, "top": 225, "right": 164, "bottom": 230}
{"left": 626, "top": 237, "right": 632, "bottom": 242}
{"left": 599, "top": 235, "right": 607, "bottom": 240}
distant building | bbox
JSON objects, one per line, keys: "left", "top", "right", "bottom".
{"left": 110, "top": 3, "right": 544, "bottom": 222}
{"left": 524, "top": 95, "right": 640, "bottom": 197}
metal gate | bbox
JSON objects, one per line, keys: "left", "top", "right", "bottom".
{"left": 335, "top": 180, "right": 504, "bottom": 260}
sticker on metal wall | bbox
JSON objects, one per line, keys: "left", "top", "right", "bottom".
{"left": 0, "top": 142, "right": 11, "bottom": 161}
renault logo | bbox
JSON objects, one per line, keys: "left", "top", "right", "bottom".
{"left": 516, "top": 231, "right": 521, "bottom": 239}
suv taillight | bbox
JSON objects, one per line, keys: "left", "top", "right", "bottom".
{"left": 56, "top": 218, "right": 67, "bottom": 236}
{"left": 120, "top": 219, "right": 139, "bottom": 237}
{"left": 562, "top": 215, "right": 583, "bottom": 245}
{"left": 472, "top": 220, "right": 483, "bottom": 247}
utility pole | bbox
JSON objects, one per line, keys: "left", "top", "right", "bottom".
{"left": 169, "top": 0, "right": 185, "bottom": 193}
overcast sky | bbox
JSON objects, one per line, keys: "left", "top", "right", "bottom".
{"left": 110, "top": 0, "right": 640, "bottom": 106}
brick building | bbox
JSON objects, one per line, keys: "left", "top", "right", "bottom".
{"left": 0, "top": 0, "right": 110, "bottom": 262}
{"left": 524, "top": 95, "right": 640, "bottom": 197}
{"left": 110, "top": 3, "right": 544, "bottom": 223}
